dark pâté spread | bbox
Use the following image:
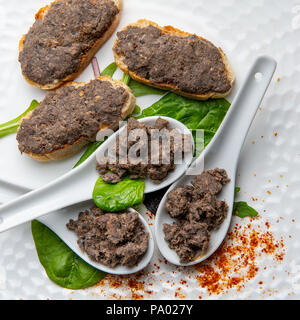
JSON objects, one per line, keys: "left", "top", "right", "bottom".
{"left": 67, "top": 208, "right": 149, "bottom": 268}
{"left": 17, "top": 79, "right": 129, "bottom": 155}
{"left": 97, "top": 117, "right": 193, "bottom": 184}
{"left": 114, "top": 25, "right": 232, "bottom": 94}
{"left": 19, "top": 0, "right": 119, "bottom": 85}
{"left": 163, "top": 168, "right": 230, "bottom": 263}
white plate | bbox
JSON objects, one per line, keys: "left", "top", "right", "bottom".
{"left": 0, "top": 0, "right": 300, "bottom": 299}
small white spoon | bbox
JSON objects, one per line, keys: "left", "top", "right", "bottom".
{"left": 39, "top": 205, "right": 155, "bottom": 275}
{"left": 155, "top": 56, "right": 277, "bottom": 266}
{"left": 0, "top": 116, "right": 193, "bottom": 232}
{"left": 0, "top": 183, "right": 155, "bottom": 275}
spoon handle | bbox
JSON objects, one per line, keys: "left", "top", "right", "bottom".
{"left": 199, "top": 56, "right": 277, "bottom": 172}
{"left": 0, "top": 156, "right": 97, "bottom": 233}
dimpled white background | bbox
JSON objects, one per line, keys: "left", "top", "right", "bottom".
{"left": 0, "top": 0, "right": 300, "bottom": 299}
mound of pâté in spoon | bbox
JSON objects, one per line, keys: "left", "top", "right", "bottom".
{"left": 163, "top": 168, "right": 230, "bottom": 263}
{"left": 96, "top": 117, "right": 193, "bottom": 184}
{"left": 67, "top": 208, "right": 149, "bottom": 268}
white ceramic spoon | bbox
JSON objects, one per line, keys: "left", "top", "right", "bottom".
{"left": 0, "top": 182, "right": 155, "bottom": 276}
{"left": 155, "top": 56, "right": 277, "bottom": 266}
{"left": 39, "top": 205, "right": 155, "bottom": 275}
{"left": 0, "top": 116, "right": 193, "bottom": 233}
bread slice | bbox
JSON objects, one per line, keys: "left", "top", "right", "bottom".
{"left": 113, "top": 19, "right": 235, "bottom": 100}
{"left": 19, "top": 0, "right": 122, "bottom": 90}
{"left": 18, "top": 76, "right": 136, "bottom": 162}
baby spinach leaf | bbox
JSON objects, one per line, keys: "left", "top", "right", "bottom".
{"left": 234, "top": 187, "right": 241, "bottom": 197}
{"left": 129, "top": 79, "right": 166, "bottom": 97}
{"left": 133, "top": 105, "right": 141, "bottom": 115}
{"left": 233, "top": 187, "right": 258, "bottom": 218}
{"left": 233, "top": 201, "right": 259, "bottom": 218}
{"left": 0, "top": 100, "right": 39, "bottom": 138}
{"left": 101, "top": 62, "right": 118, "bottom": 77}
{"left": 73, "top": 141, "right": 103, "bottom": 169}
{"left": 138, "top": 93, "right": 230, "bottom": 147}
{"left": 31, "top": 220, "right": 105, "bottom": 290}
{"left": 122, "top": 73, "right": 131, "bottom": 86}
{"left": 131, "top": 105, "right": 142, "bottom": 118}
{"left": 93, "top": 176, "right": 145, "bottom": 212}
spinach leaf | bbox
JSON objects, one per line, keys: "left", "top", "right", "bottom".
{"left": 233, "top": 201, "right": 259, "bottom": 218}
{"left": 234, "top": 187, "right": 241, "bottom": 197}
{"left": 129, "top": 79, "right": 166, "bottom": 97}
{"left": 0, "top": 100, "right": 39, "bottom": 138}
{"left": 122, "top": 73, "right": 131, "bottom": 86}
{"left": 132, "top": 105, "right": 141, "bottom": 116}
{"left": 31, "top": 220, "right": 105, "bottom": 290}
{"left": 138, "top": 93, "right": 230, "bottom": 147}
{"left": 101, "top": 62, "right": 118, "bottom": 77}
{"left": 233, "top": 187, "right": 258, "bottom": 218}
{"left": 93, "top": 176, "right": 145, "bottom": 212}
{"left": 73, "top": 141, "right": 103, "bottom": 169}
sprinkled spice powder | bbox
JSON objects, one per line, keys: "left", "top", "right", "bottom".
{"left": 89, "top": 213, "right": 285, "bottom": 299}
{"left": 194, "top": 221, "right": 285, "bottom": 295}
{"left": 96, "top": 273, "right": 149, "bottom": 300}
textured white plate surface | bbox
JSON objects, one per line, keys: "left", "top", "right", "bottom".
{"left": 0, "top": 0, "right": 300, "bottom": 299}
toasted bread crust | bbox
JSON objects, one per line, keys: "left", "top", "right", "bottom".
{"left": 113, "top": 19, "right": 235, "bottom": 100}
{"left": 19, "top": 0, "right": 122, "bottom": 90}
{"left": 19, "top": 76, "right": 136, "bottom": 162}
